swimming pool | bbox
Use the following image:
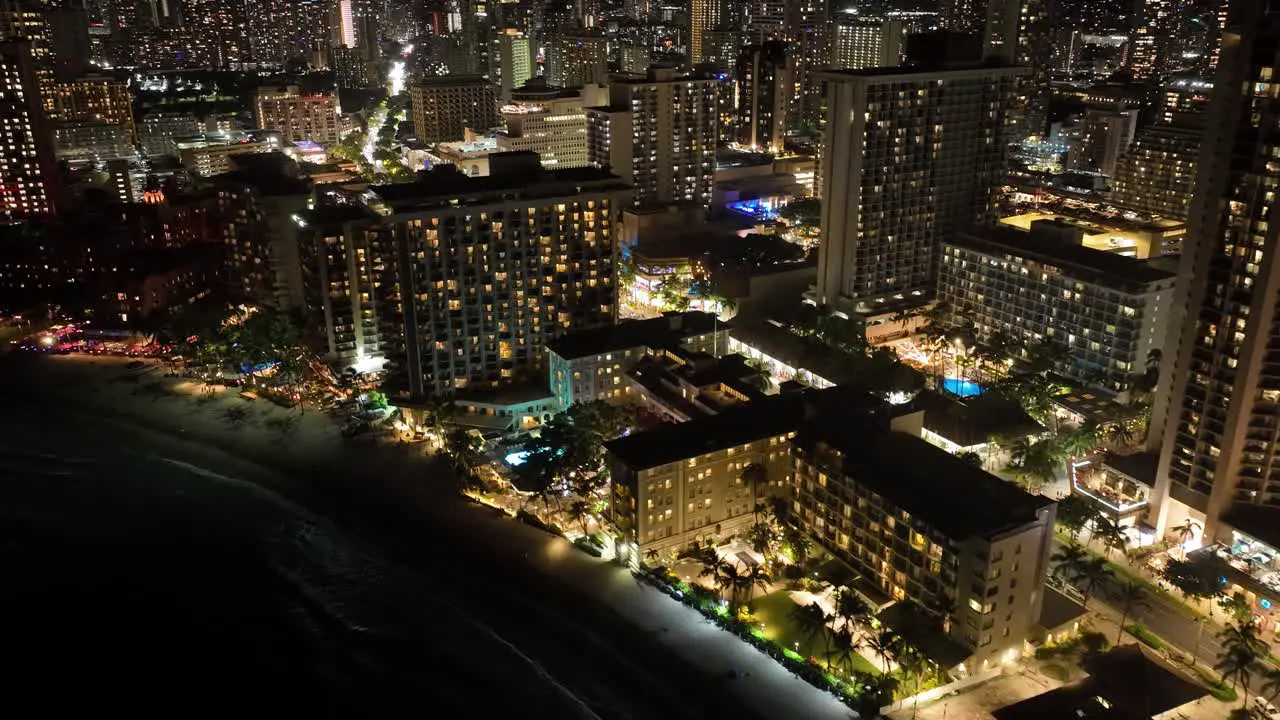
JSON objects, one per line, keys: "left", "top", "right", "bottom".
{"left": 942, "top": 377, "right": 984, "bottom": 398}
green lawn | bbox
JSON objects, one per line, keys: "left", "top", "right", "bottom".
{"left": 750, "top": 590, "right": 880, "bottom": 676}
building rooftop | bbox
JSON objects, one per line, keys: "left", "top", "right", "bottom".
{"left": 993, "top": 644, "right": 1209, "bottom": 720}
{"left": 413, "top": 74, "right": 491, "bottom": 87}
{"left": 1038, "top": 585, "right": 1087, "bottom": 632}
{"left": 801, "top": 426, "right": 1055, "bottom": 540}
{"left": 298, "top": 204, "right": 375, "bottom": 227}
{"left": 815, "top": 61, "right": 1027, "bottom": 81}
{"left": 1221, "top": 503, "right": 1280, "bottom": 552}
{"left": 367, "top": 160, "right": 628, "bottom": 214}
{"left": 729, "top": 321, "right": 860, "bottom": 386}
{"left": 912, "top": 389, "right": 1043, "bottom": 448}
{"left": 605, "top": 393, "right": 809, "bottom": 470}
{"left": 546, "top": 312, "right": 723, "bottom": 360}
{"left": 949, "top": 225, "right": 1175, "bottom": 291}
{"left": 1103, "top": 452, "right": 1159, "bottom": 486}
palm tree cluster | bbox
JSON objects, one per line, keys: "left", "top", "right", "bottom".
{"left": 1003, "top": 421, "right": 1105, "bottom": 495}
{"left": 1050, "top": 541, "right": 1115, "bottom": 608}
{"left": 700, "top": 556, "right": 771, "bottom": 611}
{"left": 1216, "top": 620, "right": 1280, "bottom": 707}
{"left": 510, "top": 401, "right": 636, "bottom": 519}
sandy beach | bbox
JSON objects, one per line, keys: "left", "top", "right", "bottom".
{"left": 0, "top": 351, "right": 862, "bottom": 720}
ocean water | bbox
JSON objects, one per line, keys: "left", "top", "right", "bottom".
{"left": 0, "top": 403, "right": 599, "bottom": 716}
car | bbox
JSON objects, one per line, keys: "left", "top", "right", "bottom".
{"left": 1255, "top": 697, "right": 1280, "bottom": 719}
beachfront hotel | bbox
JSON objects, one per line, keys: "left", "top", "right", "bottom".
{"left": 791, "top": 420, "right": 1056, "bottom": 671}
{"left": 365, "top": 152, "right": 630, "bottom": 399}
{"left": 937, "top": 222, "right": 1175, "bottom": 401}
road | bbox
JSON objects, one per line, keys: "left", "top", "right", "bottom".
{"left": 1052, "top": 539, "right": 1244, "bottom": 691}
{"left": 0, "top": 356, "right": 858, "bottom": 718}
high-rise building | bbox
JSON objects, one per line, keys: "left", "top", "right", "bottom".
{"left": 744, "top": 0, "right": 785, "bottom": 43}
{"left": 547, "top": 33, "right": 607, "bottom": 89}
{"left": 332, "top": 45, "right": 372, "bottom": 90}
{"left": 137, "top": 113, "right": 201, "bottom": 157}
{"left": 792, "top": 411, "right": 1056, "bottom": 671}
{"left": 496, "top": 80, "right": 594, "bottom": 169}
{"left": 586, "top": 67, "right": 718, "bottom": 208}
{"left": 492, "top": 30, "right": 534, "bottom": 99}
{"left": 45, "top": 7, "right": 90, "bottom": 80}
{"left": 0, "top": 5, "right": 54, "bottom": 113}
{"left": 180, "top": 0, "right": 250, "bottom": 68}
{"left": 254, "top": 85, "right": 341, "bottom": 145}
{"left": 367, "top": 154, "right": 630, "bottom": 398}
{"left": 0, "top": 41, "right": 58, "bottom": 218}
{"left": 938, "top": 223, "right": 1176, "bottom": 400}
{"left": 1067, "top": 105, "right": 1139, "bottom": 176}
{"left": 51, "top": 75, "right": 134, "bottom": 138}
{"left": 52, "top": 121, "right": 132, "bottom": 162}
{"left": 1148, "top": 1, "right": 1280, "bottom": 544}
{"left": 784, "top": 0, "right": 829, "bottom": 133}
{"left": 735, "top": 41, "right": 790, "bottom": 153}
{"left": 831, "top": 19, "right": 904, "bottom": 70}
{"left": 814, "top": 62, "right": 1025, "bottom": 311}
{"left": 1110, "top": 125, "right": 1201, "bottom": 220}
{"left": 410, "top": 75, "right": 498, "bottom": 144}
{"left": 985, "top": 0, "right": 1053, "bottom": 137}
{"left": 938, "top": 0, "right": 986, "bottom": 34}
{"left": 619, "top": 43, "right": 651, "bottom": 74}
{"left": 296, "top": 204, "right": 385, "bottom": 370}
{"left": 690, "top": 0, "right": 727, "bottom": 65}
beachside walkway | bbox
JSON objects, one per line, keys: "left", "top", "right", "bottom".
{"left": 13, "top": 353, "right": 859, "bottom": 720}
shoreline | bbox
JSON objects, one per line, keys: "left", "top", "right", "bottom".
{"left": 2, "top": 353, "right": 858, "bottom": 720}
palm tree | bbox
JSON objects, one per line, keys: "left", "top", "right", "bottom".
{"left": 1105, "top": 422, "right": 1136, "bottom": 449}
{"left": 1261, "top": 665, "right": 1280, "bottom": 703}
{"left": 1171, "top": 518, "right": 1202, "bottom": 558}
{"left": 1111, "top": 580, "right": 1151, "bottom": 645}
{"left": 1076, "top": 556, "right": 1114, "bottom": 609}
{"left": 743, "top": 563, "right": 772, "bottom": 603}
{"left": 898, "top": 648, "right": 931, "bottom": 719}
{"left": 784, "top": 525, "right": 811, "bottom": 566}
{"left": 1093, "top": 516, "right": 1129, "bottom": 560}
{"left": 567, "top": 499, "right": 593, "bottom": 536}
{"left": 716, "top": 560, "right": 746, "bottom": 607}
{"left": 790, "top": 601, "right": 831, "bottom": 657}
{"left": 832, "top": 627, "right": 858, "bottom": 674}
{"left": 865, "top": 628, "right": 899, "bottom": 673}
{"left": 739, "top": 462, "right": 768, "bottom": 521}
{"left": 747, "top": 521, "right": 776, "bottom": 563}
{"left": 834, "top": 587, "right": 870, "bottom": 635}
{"left": 1216, "top": 644, "right": 1261, "bottom": 705}
{"left": 1221, "top": 620, "right": 1268, "bottom": 657}
{"left": 1051, "top": 541, "right": 1089, "bottom": 583}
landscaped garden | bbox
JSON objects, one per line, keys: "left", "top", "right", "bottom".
{"left": 751, "top": 590, "right": 880, "bottom": 676}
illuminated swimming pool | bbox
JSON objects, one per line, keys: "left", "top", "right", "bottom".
{"left": 942, "top": 377, "right": 984, "bottom": 398}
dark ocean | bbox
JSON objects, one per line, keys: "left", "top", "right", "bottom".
{"left": 0, "top": 401, "right": 600, "bottom": 716}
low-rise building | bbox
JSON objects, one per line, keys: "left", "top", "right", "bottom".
{"left": 53, "top": 121, "right": 132, "bottom": 162}
{"left": 605, "top": 392, "right": 813, "bottom": 559}
{"left": 625, "top": 349, "right": 765, "bottom": 422}
{"left": 177, "top": 133, "right": 283, "bottom": 177}
{"left": 938, "top": 223, "right": 1176, "bottom": 401}
{"left": 546, "top": 311, "right": 726, "bottom": 410}
{"left": 792, "top": 420, "right": 1056, "bottom": 671}
{"left": 254, "top": 85, "right": 342, "bottom": 145}
{"left": 137, "top": 113, "right": 201, "bottom": 157}
{"left": 993, "top": 645, "right": 1209, "bottom": 720}
{"left": 998, "top": 210, "right": 1184, "bottom": 259}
